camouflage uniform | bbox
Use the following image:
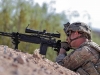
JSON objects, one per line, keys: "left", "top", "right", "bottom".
{"left": 56, "top": 22, "right": 100, "bottom": 75}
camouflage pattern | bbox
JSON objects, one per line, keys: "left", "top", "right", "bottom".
{"left": 56, "top": 41, "right": 100, "bottom": 75}
{"left": 64, "top": 22, "right": 91, "bottom": 40}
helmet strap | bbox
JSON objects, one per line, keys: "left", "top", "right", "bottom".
{"left": 69, "top": 35, "right": 83, "bottom": 45}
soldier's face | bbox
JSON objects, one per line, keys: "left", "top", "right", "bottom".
{"left": 66, "top": 31, "right": 80, "bottom": 48}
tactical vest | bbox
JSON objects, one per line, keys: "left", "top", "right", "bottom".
{"left": 76, "top": 41, "right": 100, "bottom": 75}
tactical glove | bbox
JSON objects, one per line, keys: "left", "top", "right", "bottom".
{"left": 61, "top": 42, "right": 71, "bottom": 51}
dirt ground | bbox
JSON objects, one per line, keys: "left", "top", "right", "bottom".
{"left": 0, "top": 45, "right": 78, "bottom": 75}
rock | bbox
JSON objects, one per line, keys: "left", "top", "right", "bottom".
{"left": 15, "top": 55, "right": 26, "bottom": 64}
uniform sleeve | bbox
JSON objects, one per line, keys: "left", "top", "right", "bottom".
{"left": 55, "top": 54, "right": 66, "bottom": 65}
{"left": 62, "top": 46, "right": 92, "bottom": 70}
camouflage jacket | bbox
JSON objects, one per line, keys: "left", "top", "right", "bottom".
{"left": 56, "top": 41, "right": 100, "bottom": 75}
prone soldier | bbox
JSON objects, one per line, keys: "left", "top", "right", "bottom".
{"left": 56, "top": 22, "right": 100, "bottom": 75}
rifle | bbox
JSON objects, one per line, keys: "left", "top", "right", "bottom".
{"left": 0, "top": 25, "right": 61, "bottom": 55}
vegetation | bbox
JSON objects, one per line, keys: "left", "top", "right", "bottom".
{"left": 0, "top": 0, "right": 99, "bottom": 61}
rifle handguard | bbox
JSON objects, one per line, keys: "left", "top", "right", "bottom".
{"left": 61, "top": 42, "right": 71, "bottom": 51}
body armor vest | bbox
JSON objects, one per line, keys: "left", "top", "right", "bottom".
{"left": 77, "top": 41, "right": 100, "bottom": 75}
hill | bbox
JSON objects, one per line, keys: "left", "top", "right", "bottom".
{"left": 0, "top": 45, "right": 78, "bottom": 75}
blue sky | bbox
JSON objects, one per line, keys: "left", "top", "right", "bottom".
{"left": 34, "top": 0, "right": 100, "bottom": 29}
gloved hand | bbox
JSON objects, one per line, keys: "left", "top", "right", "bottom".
{"left": 61, "top": 42, "right": 71, "bottom": 51}
{"left": 54, "top": 41, "right": 71, "bottom": 55}
{"left": 57, "top": 42, "right": 71, "bottom": 55}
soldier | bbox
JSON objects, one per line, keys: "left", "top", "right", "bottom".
{"left": 56, "top": 22, "right": 100, "bottom": 75}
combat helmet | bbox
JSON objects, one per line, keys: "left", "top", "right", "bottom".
{"left": 64, "top": 22, "right": 91, "bottom": 40}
